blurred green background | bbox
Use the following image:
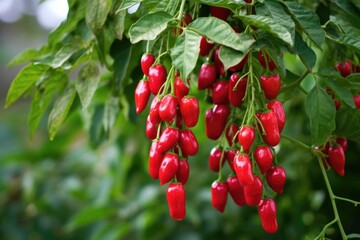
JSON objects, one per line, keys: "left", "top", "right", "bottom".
{"left": 1, "top": 1, "right": 359, "bottom": 240}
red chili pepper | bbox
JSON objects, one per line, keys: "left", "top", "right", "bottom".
{"left": 225, "top": 123, "right": 239, "bottom": 146}
{"left": 175, "top": 77, "right": 190, "bottom": 100}
{"left": 258, "top": 50, "right": 276, "bottom": 71}
{"left": 159, "top": 94, "right": 178, "bottom": 122}
{"left": 238, "top": 125, "right": 255, "bottom": 153}
{"left": 198, "top": 63, "right": 217, "bottom": 90}
{"left": 229, "top": 74, "right": 247, "bottom": 107}
{"left": 266, "top": 166, "right": 286, "bottom": 194}
{"left": 266, "top": 100, "right": 286, "bottom": 133}
{"left": 233, "top": 154, "right": 254, "bottom": 186}
{"left": 260, "top": 73, "right": 280, "bottom": 100}
{"left": 328, "top": 145, "right": 345, "bottom": 176}
{"left": 166, "top": 183, "right": 186, "bottom": 220}
{"left": 353, "top": 95, "right": 360, "bottom": 109}
{"left": 148, "top": 64, "right": 167, "bottom": 95}
{"left": 149, "top": 96, "right": 161, "bottom": 124}
{"left": 254, "top": 145, "right": 274, "bottom": 174}
{"left": 179, "top": 97, "right": 199, "bottom": 128}
{"left": 205, "top": 104, "right": 230, "bottom": 140}
{"left": 146, "top": 116, "right": 158, "bottom": 140}
{"left": 159, "top": 153, "right": 179, "bottom": 185}
{"left": 226, "top": 149, "right": 238, "bottom": 172}
{"left": 213, "top": 47, "right": 225, "bottom": 76}
{"left": 157, "top": 127, "right": 179, "bottom": 153}
{"left": 258, "top": 199, "right": 278, "bottom": 234}
{"left": 176, "top": 159, "right": 190, "bottom": 185}
{"left": 336, "top": 137, "right": 348, "bottom": 152}
{"left": 211, "top": 181, "right": 228, "bottom": 213}
{"left": 199, "top": 36, "right": 214, "bottom": 57}
{"left": 212, "top": 80, "right": 229, "bottom": 104}
{"left": 148, "top": 141, "right": 164, "bottom": 179}
{"left": 208, "top": 147, "right": 225, "bottom": 172}
{"left": 210, "top": 6, "right": 230, "bottom": 21}
{"left": 258, "top": 111, "right": 280, "bottom": 146}
{"left": 336, "top": 59, "right": 352, "bottom": 77}
{"left": 244, "top": 176, "right": 263, "bottom": 206}
{"left": 140, "top": 53, "right": 155, "bottom": 76}
{"left": 226, "top": 176, "right": 246, "bottom": 207}
{"left": 178, "top": 129, "right": 199, "bottom": 156}
{"left": 134, "top": 80, "right": 151, "bottom": 114}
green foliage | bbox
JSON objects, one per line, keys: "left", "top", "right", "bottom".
{"left": 4, "top": 0, "right": 360, "bottom": 239}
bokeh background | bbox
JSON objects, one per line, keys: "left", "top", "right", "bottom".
{"left": 1, "top": 1, "right": 360, "bottom": 240}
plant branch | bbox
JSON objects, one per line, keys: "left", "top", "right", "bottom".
{"left": 281, "top": 135, "right": 311, "bottom": 150}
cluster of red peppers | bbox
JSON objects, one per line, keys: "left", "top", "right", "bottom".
{"left": 133, "top": 2, "right": 288, "bottom": 234}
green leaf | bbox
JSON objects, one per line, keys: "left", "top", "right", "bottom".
{"left": 48, "top": 86, "right": 77, "bottom": 140}
{"left": 6, "top": 63, "right": 49, "bottom": 107}
{"left": 8, "top": 48, "right": 48, "bottom": 67}
{"left": 171, "top": 30, "right": 201, "bottom": 80}
{"left": 90, "top": 105, "right": 106, "bottom": 148}
{"left": 188, "top": 17, "right": 255, "bottom": 51}
{"left": 48, "top": 43, "right": 81, "bottom": 68}
{"left": 75, "top": 62, "right": 100, "bottom": 110}
{"left": 350, "top": 0, "right": 360, "bottom": 10}
{"left": 103, "top": 97, "right": 119, "bottom": 137}
{"left": 305, "top": 85, "right": 336, "bottom": 146}
{"left": 116, "top": 0, "right": 142, "bottom": 12}
{"left": 347, "top": 233, "right": 360, "bottom": 239}
{"left": 192, "top": 0, "right": 244, "bottom": 9}
{"left": 336, "top": 33, "right": 360, "bottom": 53}
{"left": 258, "top": 0, "right": 295, "bottom": 42}
{"left": 29, "top": 71, "right": 68, "bottom": 137}
{"left": 335, "top": 107, "right": 360, "bottom": 144}
{"left": 219, "top": 46, "right": 246, "bottom": 71}
{"left": 110, "top": 38, "right": 132, "bottom": 91}
{"left": 321, "top": 77, "right": 356, "bottom": 109}
{"left": 128, "top": 11, "right": 172, "bottom": 43}
{"left": 237, "top": 15, "right": 293, "bottom": 47}
{"left": 110, "top": 9, "right": 127, "bottom": 40}
{"left": 65, "top": 206, "right": 117, "bottom": 232}
{"left": 285, "top": 2, "right": 325, "bottom": 48}
{"left": 292, "top": 32, "right": 316, "bottom": 70}
{"left": 86, "top": 0, "right": 112, "bottom": 34}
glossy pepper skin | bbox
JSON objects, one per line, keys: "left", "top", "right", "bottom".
{"left": 180, "top": 97, "right": 199, "bottom": 128}
{"left": 166, "top": 183, "right": 186, "bottom": 220}
{"left": 198, "top": 63, "right": 217, "bottom": 90}
{"left": 159, "top": 153, "right": 179, "bottom": 185}
{"left": 210, "top": 6, "right": 230, "bottom": 21}
{"left": 254, "top": 145, "right": 274, "bottom": 174}
{"left": 212, "top": 80, "right": 229, "bottom": 104}
{"left": 141, "top": 53, "right": 156, "bottom": 76}
{"left": 157, "top": 127, "right": 179, "bottom": 153}
{"left": 176, "top": 159, "right": 189, "bottom": 185}
{"left": 260, "top": 73, "right": 280, "bottom": 100}
{"left": 353, "top": 95, "right": 360, "bottom": 109}
{"left": 336, "top": 137, "right": 348, "bottom": 152}
{"left": 174, "top": 77, "right": 189, "bottom": 100}
{"left": 149, "top": 96, "right": 161, "bottom": 124}
{"left": 259, "top": 111, "right": 280, "bottom": 146}
{"left": 135, "top": 80, "right": 151, "bottom": 114}
{"left": 159, "top": 95, "right": 178, "bottom": 122}
{"left": 146, "top": 116, "right": 158, "bottom": 140}
{"left": 258, "top": 199, "right": 278, "bottom": 234}
{"left": 148, "top": 141, "right": 164, "bottom": 179}
{"left": 211, "top": 181, "right": 228, "bottom": 213}
{"left": 238, "top": 126, "right": 255, "bottom": 153}
{"left": 226, "top": 176, "right": 246, "bottom": 206}
{"left": 178, "top": 129, "right": 199, "bottom": 156}
{"left": 205, "top": 104, "right": 230, "bottom": 140}
{"left": 266, "top": 100, "right": 286, "bottom": 133}
{"left": 148, "top": 64, "right": 167, "bottom": 95}
{"left": 226, "top": 149, "right": 238, "bottom": 172}
{"left": 266, "top": 166, "right": 286, "bottom": 194}
{"left": 328, "top": 145, "right": 346, "bottom": 176}
{"left": 229, "top": 74, "right": 248, "bottom": 107}
{"left": 213, "top": 48, "right": 225, "bottom": 76}
{"left": 258, "top": 50, "right": 276, "bottom": 71}
{"left": 199, "top": 36, "right": 214, "bottom": 56}
{"left": 208, "top": 147, "right": 225, "bottom": 172}
{"left": 244, "top": 176, "right": 263, "bottom": 206}
{"left": 233, "top": 154, "right": 254, "bottom": 186}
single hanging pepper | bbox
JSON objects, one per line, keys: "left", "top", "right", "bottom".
{"left": 266, "top": 166, "right": 286, "bottom": 194}
{"left": 159, "top": 153, "right": 179, "bottom": 185}
{"left": 233, "top": 154, "right": 254, "bottom": 186}
{"left": 134, "top": 80, "right": 151, "bottom": 114}
{"left": 211, "top": 181, "right": 228, "bottom": 213}
{"left": 166, "top": 183, "right": 186, "bottom": 220}
{"left": 179, "top": 97, "right": 199, "bottom": 128}
{"left": 258, "top": 199, "right": 278, "bottom": 234}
